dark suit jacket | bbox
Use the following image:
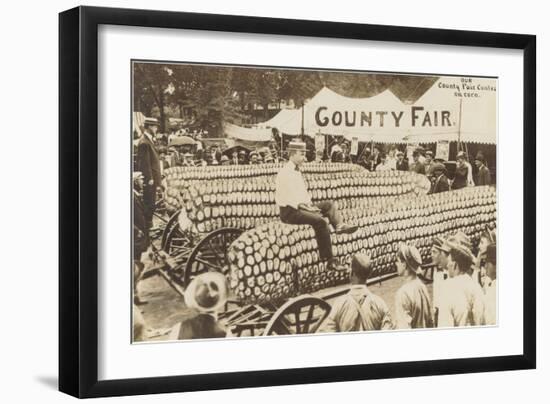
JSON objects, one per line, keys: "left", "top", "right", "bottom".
{"left": 430, "top": 174, "right": 450, "bottom": 194}
{"left": 477, "top": 165, "right": 491, "bottom": 186}
{"left": 396, "top": 160, "right": 409, "bottom": 171}
{"left": 137, "top": 134, "right": 161, "bottom": 186}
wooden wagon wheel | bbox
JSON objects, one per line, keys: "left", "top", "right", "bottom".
{"left": 161, "top": 211, "right": 195, "bottom": 257}
{"left": 262, "top": 295, "right": 332, "bottom": 336}
{"left": 184, "top": 227, "right": 243, "bottom": 287}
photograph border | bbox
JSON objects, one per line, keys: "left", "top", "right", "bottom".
{"left": 59, "top": 6, "right": 536, "bottom": 398}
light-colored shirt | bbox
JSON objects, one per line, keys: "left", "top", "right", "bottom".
{"left": 275, "top": 160, "right": 312, "bottom": 209}
{"left": 320, "top": 285, "right": 394, "bottom": 332}
{"left": 376, "top": 161, "right": 393, "bottom": 171}
{"left": 394, "top": 278, "right": 434, "bottom": 329}
{"left": 437, "top": 273, "right": 486, "bottom": 328}
{"left": 484, "top": 279, "right": 497, "bottom": 325}
{"left": 432, "top": 269, "right": 447, "bottom": 310}
{"left": 386, "top": 156, "right": 397, "bottom": 170}
{"left": 465, "top": 161, "right": 475, "bottom": 187}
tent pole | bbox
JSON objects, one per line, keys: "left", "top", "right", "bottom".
{"left": 457, "top": 97, "right": 463, "bottom": 152}
{"left": 301, "top": 102, "right": 305, "bottom": 138}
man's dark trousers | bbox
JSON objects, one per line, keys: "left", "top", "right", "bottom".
{"left": 279, "top": 201, "right": 341, "bottom": 261}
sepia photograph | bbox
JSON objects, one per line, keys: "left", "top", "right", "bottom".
{"left": 131, "top": 61, "right": 497, "bottom": 342}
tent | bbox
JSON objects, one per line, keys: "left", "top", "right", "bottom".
{"left": 132, "top": 111, "right": 146, "bottom": 135}
{"left": 254, "top": 82, "right": 496, "bottom": 145}
{"left": 224, "top": 122, "right": 273, "bottom": 142}
{"left": 257, "top": 108, "right": 302, "bottom": 135}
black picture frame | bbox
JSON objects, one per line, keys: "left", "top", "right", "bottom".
{"left": 59, "top": 6, "right": 536, "bottom": 398}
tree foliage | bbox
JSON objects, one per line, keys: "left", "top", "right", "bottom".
{"left": 133, "top": 62, "right": 437, "bottom": 136}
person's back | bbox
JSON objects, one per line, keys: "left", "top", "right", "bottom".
{"left": 395, "top": 278, "right": 434, "bottom": 329}
{"left": 169, "top": 309, "right": 227, "bottom": 340}
{"left": 321, "top": 285, "right": 394, "bottom": 332}
{"left": 438, "top": 273, "right": 485, "bottom": 327}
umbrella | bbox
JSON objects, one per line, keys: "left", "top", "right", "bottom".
{"left": 169, "top": 136, "right": 196, "bottom": 146}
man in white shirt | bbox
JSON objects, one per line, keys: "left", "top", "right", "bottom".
{"left": 375, "top": 153, "right": 393, "bottom": 171}
{"left": 275, "top": 141, "right": 358, "bottom": 271}
{"left": 437, "top": 241, "right": 486, "bottom": 327}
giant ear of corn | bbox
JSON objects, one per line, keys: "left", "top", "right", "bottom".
{"left": 227, "top": 186, "right": 496, "bottom": 304}
{"left": 164, "top": 163, "right": 431, "bottom": 233}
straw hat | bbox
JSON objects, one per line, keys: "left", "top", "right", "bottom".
{"left": 144, "top": 117, "right": 159, "bottom": 127}
{"left": 287, "top": 141, "right": 306, "bottom": 152}
{"left": 184, "top": 272, "right": 228, "bottom": 314}
{"left": 398, "top": 243, "right": 423, "bottom": 269}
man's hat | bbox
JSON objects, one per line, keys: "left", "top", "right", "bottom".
{"left": 220, "top": 155, "right": 229, "bottom": 162}
{"left": 432, "top": 235, "right": 451, "bottom": 253}
{"left": 239, "top": 150, "right": 246, "bottom": 155}
{"left": 456, "top": 151, "right": 466, "bottom": 159}
{"left": 475, "top": 152, "right": 486, "bottom": 162}
{"left": 351, "top": 253, "right": 373, "bottom": 279}
{"left": 287, "top": 141, "right": 307, "bottom": 152}
{"left": 184, "top": 272, "right": 228, "bottom": 314}
{"left": 396, "top": 151, "right": 404, "bottom": 156}
{"left": 144, "top": 117, "right": 159, "bottom": 127}
{"left": 184, "top": 152, "right": 193, "bottom": 157}
{"left": 447, "top": 240, "right": 476, "bottom": 266}
{"left": 432, "top": 162, "right": 446, "bottom": 175}
{"left": 398, "top": 243, "right": 423, "bottom": 269}
{"left": 132, "top": 171, "right": 144, "bottom": 181}
{"left": 425, "top": 150, "right": 434, "bottom": 157}
{"left": 449, "top": 231, "right": 473, "bottom": 252}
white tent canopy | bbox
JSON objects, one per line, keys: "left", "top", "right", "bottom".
{"left": 224, "top": 122, "right": 273, "bottom": 142}
{"left": 410, "top": 77, "right": 497, "bottom": 144}
{"left": 254, "top": 81, "right": 496, "bottom": 144}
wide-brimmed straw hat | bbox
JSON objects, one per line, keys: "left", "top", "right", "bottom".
{"left": 287, "top": 141, "right": 306, "bottom": 152}
{"left": 184, "top": 272, "right": 228, "bottom": 314}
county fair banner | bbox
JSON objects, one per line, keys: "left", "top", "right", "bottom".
{"left": 262, "top": 78, "right": 496, "bottom": 144}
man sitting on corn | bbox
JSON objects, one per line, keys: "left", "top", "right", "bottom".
{"left": 275, "top": 141, "right": 358, "bottom": 272}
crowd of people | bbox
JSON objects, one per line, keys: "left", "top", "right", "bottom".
{"left": 330, "top": 140, "right": 493, "bottom": 194}
{"left": 132, "top": 120, "right": 497, "bottom": 341}
{"left": 320, "top": 229, "right": 496, "bottom": 332}
{"left": 135, "top": 226, "right": 497, "bottom": 340}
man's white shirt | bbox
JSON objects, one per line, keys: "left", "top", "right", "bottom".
{"left": 275, "top": 160, "right": 312, "bottom": 209}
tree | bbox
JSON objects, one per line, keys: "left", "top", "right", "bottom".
{"left": 133, "top": 63, "right": 174, "bottom": 132}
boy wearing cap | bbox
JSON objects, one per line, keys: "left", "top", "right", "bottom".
{"left": 275, "top": 141, "right": 358, "bottom": 272}
{"left": 396, "top": 151, "right": 409, "bottom": 171}
{"left": 320, "top": 254, "right": 394, "bottom": 332}
{"left": 429, "top": 163, "right": 450, "bottom": 194}
{"left": 394, "top": 244, "right": 434, "bottom": 329}
{"left": 437, "top": 241, "right": 486, "bottom": 327}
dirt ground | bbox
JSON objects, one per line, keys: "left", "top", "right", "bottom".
{"left": 135, "top": 271, "right": 434, "bottom": 341}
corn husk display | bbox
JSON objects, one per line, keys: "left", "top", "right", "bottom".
{"left": 227, "top": 186, "right": 496, "bottom": 304}
{"left": 164, "top": 164, "right": 431, "bottom": 233}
